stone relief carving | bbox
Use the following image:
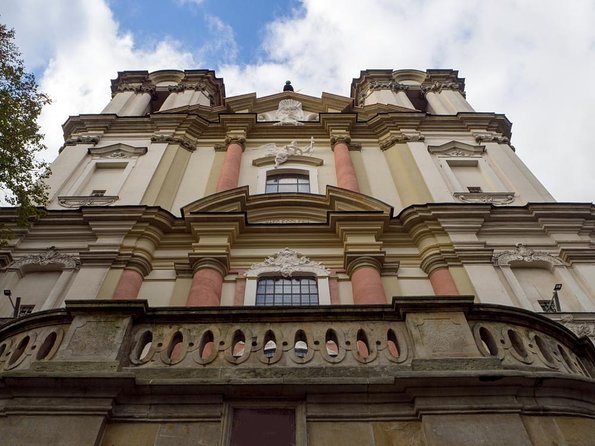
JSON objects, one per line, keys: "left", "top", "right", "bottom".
{"left": 58, "top": 196, "right": 119, "bottom": 208}
{"left": 453, "top": 192, "right": 515, "bottom": 205}
{"left": 151, "top": 135, "right": 197, "bottom": 152}
{"left": 8, "top": 247, "right": 80, "bottom": 271}
{"left": 116, "top": 82, "right": 155, "bottom": 94}
{"left": 245, "top": 248, "right": 330, "bottom": 278}
{"left": 421, "top": 81, "right": 465, "bottom": 96}
{"left": 89, "top": 143, "right": 148, "bottom": 158}
{"left": 260, "top": 137, "right": 315, "bottom": 167}
{"left": 258, "top": 219, "right": 314, "bottom": 224}
{"left": 257, "top": 99, "right": 318, "bottom": 125}
{"left": 492, "top": 243, "right": 565, "bottom": 267}
{"left": 558, "top": 315, "right": 595, "bottom": 345}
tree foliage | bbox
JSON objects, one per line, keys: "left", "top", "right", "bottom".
{"left": 0, "top": 23, "right": 50, "bottom": 227}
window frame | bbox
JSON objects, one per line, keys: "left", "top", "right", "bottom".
{"left": 255, "top": 276, "right": 319, "bottom": 306}
{"left": 256, "top": 165, "right": 319, "bottom": 194}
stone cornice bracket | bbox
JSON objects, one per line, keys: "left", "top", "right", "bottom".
{"left": 63, "top": 135, "right": 100, "bottom": 147}
{"left": 421, "top": 81, "right": 465, "bottom": 96}
{"left": 245, "top": 248, "right": 330, "bottom": 278}
{"left": 493, "top": 243, "right": 566, "bottom": 267}
{"left": 422, "top": 69, "right": 466, "bottom": 97}
{"left": 379, "top": 130, "right": 425, "bottom": 151}
{"left": 151, "top": 134, "right": 197, "bottom": 152}
{"left": 7, "top": 247, "right": 81, "bottom": 272}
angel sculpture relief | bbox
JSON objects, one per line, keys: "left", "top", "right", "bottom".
{"left": 261, "top": 137, "right": 315, "bottom": 167}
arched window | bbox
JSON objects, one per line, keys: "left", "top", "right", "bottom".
{"left": 244, "top": 249, "right": 330, "bottom": 306}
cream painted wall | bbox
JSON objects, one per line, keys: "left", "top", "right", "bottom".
{"left": 171, "top": 147, "right": 217, "bottom": 212}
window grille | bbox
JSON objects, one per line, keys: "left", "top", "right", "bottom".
{"left": 255, "top": 277, "right": 318, "bottom": 306}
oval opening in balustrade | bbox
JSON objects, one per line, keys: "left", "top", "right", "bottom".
{"left": 557, "top": 345, "right": 576, "bottom": 372}
{"left": 167, "top": 331, "right": 184, "bottom": 362}
{"left": 294, "top": 330, "right": 308, "bottom": 358}
{"left": 232, "top": 330, "right": 246, "bottom": 359}
{"left": 325, "top": 329, "right": 339, "bottom": 357}
{"left": 534, "top": 335, "right": 554, "bottom": 364}
{"left": 263, "top": 330, "right": 277, "bottom": 359}
{"left": 199, "top": 330, "right": 215, "bottom": 360}
{"left": 507, "top": 329, "right": 527, "bottom": 358}
{"left": 387, "top": 329, "right": 400, "bottom": 359}
{"left": 479, "top": 327, "right": 498, "bottom": 357}
{"left": 8, "top": 335, "right": 29, "bottom": 366}
{"left": 0, "top": 343, "right": 6, "bottom": 358}
{"left": 36, "top": 331, "right": 58, "bottom": 361}
{"left": 356, "top": 329, "right": 370, "bottom": 360}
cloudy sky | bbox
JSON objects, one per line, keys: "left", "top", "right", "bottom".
{"left": 2, "top": 0, "right": 595, "bottom": 202}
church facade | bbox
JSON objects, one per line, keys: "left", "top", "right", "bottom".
{"left": 0, "top": 69, "right": 593, "bottom": 445}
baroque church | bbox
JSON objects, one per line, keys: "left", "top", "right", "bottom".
{"left": 0, "top": 68, "right": 594, "bottom": 445}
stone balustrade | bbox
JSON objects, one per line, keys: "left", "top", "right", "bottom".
{"left": 0, "top": 297, "right": 593, "bottom": 383}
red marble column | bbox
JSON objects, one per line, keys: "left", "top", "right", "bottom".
{"left": 216, "top": 142, "right": 243, "bottom": 192}
{"left": 186, "top": 267, "right": 224, "bottom": 307}
{"left": 112, "top": 269, "right": 143, "bottom": 300}
{"left": 351, "top": 265, "right": 386, "bottom": 304}
{"left": 429, "top": 267, "right": 459, "bottom": 295}
{"left": 333, "top": 141, "right": 360, "bottom": 192}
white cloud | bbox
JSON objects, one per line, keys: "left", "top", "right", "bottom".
{"left": 3, "top": 0, "right": 595, "bottom": 203}
{"left": 220, "top": 0, "right": 595, "bottom": 202}
{"left": 3, "top": 0, "right": 197, "bottom": 164}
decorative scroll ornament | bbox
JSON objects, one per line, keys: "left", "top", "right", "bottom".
{"left": 63, "top": 135, "right": 100, "bottom": 147}
{"left": 260, "top": 137, "right": 315, "bottom": 167}
{"left": 245, "top": 248, "right": 330, "bottom": 278}
{"left": 116, "top": 82, "right": 155, "bottom": 94}
{"left": 379, "top": 131, "right": 425, "bottom": 150}
{"left": 58, "top": 195, "right": 119, "bottom": 208}
{"left": 492, "top": 243, "right": 565, "bottom": 267}
{"left": 8, "top": 247, "right": 80, "bottom": 271}
{"left": 474, "top": 132, "right": 510, "bottom": 144}
{"left": 453, "top": 192, "right": 515, "bottom": 205}
{"left": 421, "top": 81, "right": 465, "bottom": 96}
{"left": 559, "top": 315, "right": 595, "bottom": 344}
{"left": 257, "top": 99, "right": 318, "bottom": 125}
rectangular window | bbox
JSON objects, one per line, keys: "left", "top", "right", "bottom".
{"left": 256, "top": 277, "right": 318, "bottom": 306}
{"left": 230, "top": 408, "right": 296, "bottom": 446}
{"left": 265, "top": 174, "right": 310, "bottom": 193}
{"left": 77, "top": 162, "right": 127, "bottom": 196}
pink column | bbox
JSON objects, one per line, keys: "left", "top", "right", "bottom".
{"left": 351, "top": 266, "right": 386, "bottom": 304}
{"left": 333, "top": 141, "right": 360, "bottom": 192}
{"left": 216, "top": 142, "right": 243, "bottom": 192}
{"left": 429, "top": 267, "right": 459, "bottom": 295}
{"left": 186, "top": 267, "right": 224, "bottom": 307}
{"left": 112, "top": 269, "right": 143, "bottom": 300}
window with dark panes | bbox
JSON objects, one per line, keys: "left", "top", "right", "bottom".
{"left": 265, "top": 173, "right": 310, "bottom": 193}
{"left": 255, "top": 277, "right": 318, "bottom": 306}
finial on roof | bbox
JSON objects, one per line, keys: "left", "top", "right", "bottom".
{"left": 283, "top": 80, "right": 294, "bottom": 92}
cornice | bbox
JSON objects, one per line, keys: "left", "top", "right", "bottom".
{"left": 150, "top": 134, "right": 197, "bottom": 152}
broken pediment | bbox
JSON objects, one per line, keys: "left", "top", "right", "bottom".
{"left": 427, "top": 141, "right": 486, "bottom": 157}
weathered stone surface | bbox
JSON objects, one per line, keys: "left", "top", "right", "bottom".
{"left": 308, "top": 422, "right": 373, "bottom": 445}
{"left": 155, "top": 423, "right": 221, "bottom": 446}
{"left": 0, "top": 415, "right": 105, "bottom": 446}
{"left": 372, "top": 421, "right": 425, "bottom": 446}
{"left": 555, "top": 416, "right": 595, "bottom": 445}
{"left": 100, "top": 422, "right": 159, "bottom": 446}
{"left": 406, "top": 312, "right": 480, "bottom": 359}
{"left": 423, "top": 414, "right": 533, "bottom": 446}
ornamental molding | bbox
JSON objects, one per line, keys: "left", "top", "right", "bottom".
{"left": 257, "top": 219, "right": 315, "bottom": 224}
{"left": 474, "top": 132, "right": 510, "bottom": 144}
{"left": 454, "top": 192, "right": 515, "bottom": 205}
{"left": 63, "top": 135, "right": 100, "bottom": 147}
{"left": 257, "top": 99, "right": 318, "bottom": 126}
{"left": 259, "top": 137, "right": 315, "bottom": 167}
{"left": 330, "top": 134, "right": 362, "bottom": 151}
{"left": 245, "top": 248, "right": 330, "bottom": 278}
{"left": 380, "top": 131, "right": 425, "bottom": 150}
{"left": 557, "top": 315, "right": 595, "bottom": 344}
{"left": 116, "top": 82, "right": 155, "bottom": 94}
{"left": 58, "top": 195, "right": 119, "bottom": 208}
{"left": 492, "top": 243, "right": 565, "bottom": 267}
{"left": 428, "top": 141, "right": 485, "bottom": 157}
{"left": 421, "top": 81, "right": 465, "bottom": 96}
{"left": 368, "top": 80, "right": 410, "bottom": 91}
{"left": 151, "top": 135, "right": 197, "bottom": 152}
{"left": 168, "top": 81, "right": 210, "bottom": 93}
{"left": 7, "top": 247, "right": 80, "bottom": 271}
{"left": 89, "top": 143, "right": 148, "bottom": 158}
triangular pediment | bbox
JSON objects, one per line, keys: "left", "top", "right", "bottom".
{"left": 88, "top": 143, "right": 147, "bottom": 158}
{"left": 427, "top": 141, "right": 485, "bottom": 157}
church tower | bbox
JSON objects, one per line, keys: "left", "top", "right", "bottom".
{"left": 0, "top": 69, "right": 593, "bottom": 445}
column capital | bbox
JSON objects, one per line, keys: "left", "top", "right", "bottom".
{"left": 224, "top": 129, "right": 247, "bottom": 151}
{"left": 188, "top": 255, "right": 229, "bottom": 277}
{"left": 345, "top": 254, "right": 385, "bottom": 277}
{"left": 330, "top": 133, "right": 361, "bottom": 151}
